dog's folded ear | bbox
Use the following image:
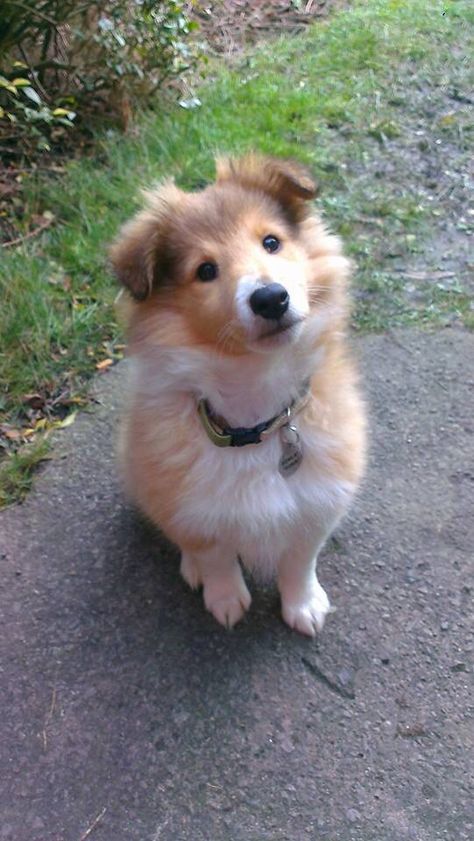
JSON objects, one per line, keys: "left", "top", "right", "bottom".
{"left": 216, "top": 154, "right": 318, "bottom": 221}
{"left": 109, "top": 182, "right": 182, "bottom": 301}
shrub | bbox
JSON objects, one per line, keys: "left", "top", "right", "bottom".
{"left": 0, "top": 1, "right": 198, "bottom": 157}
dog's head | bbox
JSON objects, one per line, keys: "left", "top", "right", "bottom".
{"left": 110, "top": 154, "right": 348, "bottom": 354}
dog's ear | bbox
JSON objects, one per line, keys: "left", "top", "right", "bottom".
{"left": 109, "top": 182, "right": 182, "bottom": 301}
{"left": 216, "top": 154, "right": 318, "bottom": 221}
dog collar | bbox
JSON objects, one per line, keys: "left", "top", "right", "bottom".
{"left": 197, "top": 380, "right": 311, "bottom": 448}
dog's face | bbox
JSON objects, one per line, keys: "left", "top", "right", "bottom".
{"left": 111, "top": 155, "right": 345, "bottom": 354}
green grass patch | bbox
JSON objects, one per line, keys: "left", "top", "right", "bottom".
{"left": 353, "top": 270, "right": 474, "bottom": 332}
{"left": 0, "top": 436, "right": 51, "bottom": 508}
{"left": 1, "top": 0, "right": 473, "bottom": 504}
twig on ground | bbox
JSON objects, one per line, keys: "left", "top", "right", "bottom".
{"left": 78, "top": 808, "right": 107, "bottom": 841}
{"left": 2, "top": 165, "right": 66, "bottom": 174}
{"left": 393, "top": 270, "right": 456, "bottom": 281}
{"left": 42, "top": 685, "right": 57, "bottom": 751}
{"left": 1, "top": 216, "right": 54, "bottom": 249}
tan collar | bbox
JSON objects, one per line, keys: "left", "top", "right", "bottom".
{"left": 197, "top": 379, "right": 311, "bottom": 448}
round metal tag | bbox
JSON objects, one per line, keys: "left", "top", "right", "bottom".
{"left": 278, "top": 424, "right": 303, "bottom": 477}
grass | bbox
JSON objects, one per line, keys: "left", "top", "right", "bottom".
{"left": 0, "top": 437, "right": 51, "bottom": 507}
{"left": 1, "top": 0, "right": 473, "bottom": 504}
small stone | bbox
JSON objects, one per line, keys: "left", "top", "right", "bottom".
{"left": 338, "top": 667, "right": 355, "bottom": 687}
{"left": 422, "top": 783, "right": 436, "bottom": 798}
{"left": 31, "top": 817, "right": 45, "bottom": 830}
{"left": 346, "top": 808, "right": 360, "bottom": 823}
{"left": 440, "top": 621, "right": 449, "bottom": 631}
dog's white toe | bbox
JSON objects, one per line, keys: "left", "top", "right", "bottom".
{"left": 281, "top": 582, "right": 331, "bottom": 637}
{"left": 180, "top": 552, "right": 202, "bottom": 590}
{"left": 203, "top": 577, "right": 251, "bottom": 629}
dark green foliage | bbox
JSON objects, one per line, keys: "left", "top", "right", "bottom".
{"left": 0, "top": 1, "right": 197, "bottom": 156}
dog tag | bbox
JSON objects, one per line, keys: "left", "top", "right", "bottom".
{"left": 279, "top": 424, "right": 303, "bottom": 478}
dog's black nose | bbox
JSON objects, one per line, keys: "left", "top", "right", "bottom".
{"left": 249, "top": 283, "right": 289, "bottom": 320}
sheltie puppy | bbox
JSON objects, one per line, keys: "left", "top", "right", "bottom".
{"left": 110, "top": 154, "right": 366, "bottom": 636}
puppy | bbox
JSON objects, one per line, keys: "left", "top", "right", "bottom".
{"left": 110, "top": 154, "right": 366, "bottom": 636}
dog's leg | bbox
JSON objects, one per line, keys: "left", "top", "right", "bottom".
{"left": 181, "top": 545, "right": 251, "bottom": 629}
{"left": 278, "top": 525, "right": 337, "bottom": 637}
{"left": 180, "top": 551, "right": 202, "bottom": 590}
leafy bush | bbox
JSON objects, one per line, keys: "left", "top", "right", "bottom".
{"left": 0, "top": 1, "right": 198, "bottom": 157}
{"left": 0, "top": 69, "right": 76, "bottom": 153}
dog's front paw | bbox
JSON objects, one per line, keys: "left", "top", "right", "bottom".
{"left": 203, "top": 575, "right": 251, "bottom": 629}
{"left": 281, "top": 581, "right": 331, "bottom": 637}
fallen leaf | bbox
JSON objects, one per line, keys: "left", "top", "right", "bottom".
{"left": 65, "top": 396, "right": 88, "bottom": 406}
{"left": 54, "top": 412, "right": 77, "bottom": 429}
{"left": 23, "top": 393, "right": 46, "bottom": 410}
{"left": 1, "top": 427, "right": 22, "bottom": 440}
{"left": 439, "top": 112, "right": 456, "bottom": 127}
{"left": 34, "top": 413, "right": 78, "bottom": 434}
{"left": 96, "top": 358, "right": 113, "bottom": 371}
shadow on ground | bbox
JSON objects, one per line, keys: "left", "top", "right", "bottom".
{"left": 1, "top": 329, "right": 473, "bottom": 841}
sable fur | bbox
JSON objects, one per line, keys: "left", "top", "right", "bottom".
{"left": 110, "top": 153, "right": 366, "bottom": 635}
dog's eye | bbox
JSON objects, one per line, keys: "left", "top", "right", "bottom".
{"left": 196, "top": 262, "right": 218, "bottom": 282}
{"left": 262, "top": 235, "right": 281, "bottom": 254}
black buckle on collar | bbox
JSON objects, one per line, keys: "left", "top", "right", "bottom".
{"left": 198, "top": 379, "right": 311, "bottom": 449}
{"left": 225, "top": 419, "right": 274, "bottom": 447}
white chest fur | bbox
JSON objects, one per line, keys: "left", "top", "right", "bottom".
{"left": 130, "top": 342, "right": 355, "bottom": 573}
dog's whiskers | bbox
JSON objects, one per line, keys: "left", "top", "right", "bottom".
{"left": 307, "top": 286, "right": 328, "bottom": 304}
{"left": 217, "top": 319, "right": 239, "bottom": 352}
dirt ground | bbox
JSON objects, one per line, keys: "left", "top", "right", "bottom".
{"left": 192, "top": 0, "right": 347, "bottom": 54}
